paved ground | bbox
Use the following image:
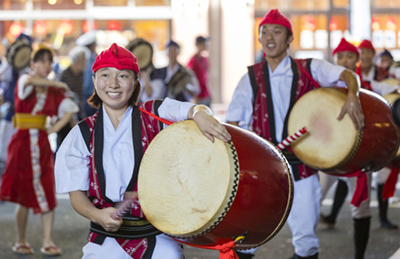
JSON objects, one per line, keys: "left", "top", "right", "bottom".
{"left": 0, "top": 188, "right": 399, "bottom": 259}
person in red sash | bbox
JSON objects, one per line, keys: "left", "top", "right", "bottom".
{"left": 321, "top": 39, "right": 398, "bottom": 232}
{"left": 0, "top": 44, "right": 79, "bottom": 255}
{"left": 357, "top": 40, "right": 399, "bottom": 230}
{"left": 319, "top": 38, "right": 381, "bottom": 259}
{"left": 54, "top": 43, "right": 231, "bottom": 259}
{"left": 225, "top": 9, "right": 364, "bottom": 259}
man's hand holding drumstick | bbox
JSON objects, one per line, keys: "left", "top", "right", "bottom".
{"left": 337, "top": 70, "right": 365, "bottom": 131}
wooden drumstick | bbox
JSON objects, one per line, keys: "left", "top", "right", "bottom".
{"left": 277, "top": 127, "right": 308, "bottom": 150}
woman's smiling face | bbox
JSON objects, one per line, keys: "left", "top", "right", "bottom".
{"left": 93, "top": 67, "right": 137, "bottom": 112}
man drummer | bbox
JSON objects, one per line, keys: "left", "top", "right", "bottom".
{"left": 319, "top": 38, "right": 382, "bottom": 259}
{"left": 226, "top": 9, "right": 364, "bottom": 259}
{"left": 322, "top": 39, "right": 398, "bottom": 230}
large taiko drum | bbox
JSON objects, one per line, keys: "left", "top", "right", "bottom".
{"left": 288, "top": 87, "right": 400, "bottom": 175}
{"left": 138, "top": 120, "right": 293, "bottom": 249}
{"left": 126, "top": 38, "right": 153, "bottom": 70}
{"left": 6, "top": 40, "right": 32, "bottom": 70}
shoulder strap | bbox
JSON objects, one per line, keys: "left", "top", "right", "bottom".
{"left": 247, "top": 65, "right": 259, "bottom": 109}
{"left": 294, "top": 58, "right": 320, "bottom": 89}
{"left": 78, "top": 120, "right": 91, "bottom": 152}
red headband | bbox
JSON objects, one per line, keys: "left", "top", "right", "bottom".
{"left": 358, "top": 39, "right": 375, "bottom": 52}
{"left": 92, "top": 43, "right": 140, "bottom": 74}
{"left": 332, "top": 38, "right": 359, "bottom": 57}
{"left": 258, "top": 9, "right": 292, "bottom": 34}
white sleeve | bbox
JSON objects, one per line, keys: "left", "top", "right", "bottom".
{"left": 140, "top": 78, "right": 164, "bottom": 102}
{"left": 55, "top": 125, "right": 91, "bottom": 193}
{"left": 17, "top": 74, "right": 34, "bottom": 100}
{"left": 310, "top": 59, "right": 346, "bottom": 86}
{"left": 225, "top": 73, "right": 254, "bottom": 130}
{"left": 158, "top": 97, "right": 195, "bottom": 122}
{"left": 57, "top": 98, "right": 80, "bottom": 118}
{"left": 370, "top": 80, "right": 398, "bottom": 95}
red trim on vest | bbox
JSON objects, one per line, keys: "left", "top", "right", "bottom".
{"left": 251, "top": 59, "right": 317, "bottom": 180}
{"left": 85, "top": 101, "right": 165, "bottom": 258}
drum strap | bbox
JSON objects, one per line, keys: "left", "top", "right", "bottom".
{"left": 248, "top": 58, "right": 317, "bottom": 181}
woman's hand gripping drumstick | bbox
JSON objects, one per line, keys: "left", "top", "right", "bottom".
{"left": 189, "top": 105, "right": 232, "bottom": 143}
{"left": 337, "top": 70, "right": 365, "bottom": 131}
{"left": 111, "top": 191, "right": 139, "bottom": 221}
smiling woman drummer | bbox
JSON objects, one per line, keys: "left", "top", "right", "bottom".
{"left": 54, "top": 43, "right": 231, "bottom": 259}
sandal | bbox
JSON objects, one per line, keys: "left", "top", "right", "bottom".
{"left": 12, "top": 244, "right": 34, "bottom": 254}
{"left": 40, "top": 246, "right": 62, "bottom": 256}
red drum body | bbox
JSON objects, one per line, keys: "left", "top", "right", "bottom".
{"left": 288, "top": 88, "right": 400, "bottom": 175}
{"left": 138, "top": 121, "right": 293, "bottom": 249}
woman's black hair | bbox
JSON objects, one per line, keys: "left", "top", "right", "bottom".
{"left": 32, "top": 49, "right": 53, "bottom": 63}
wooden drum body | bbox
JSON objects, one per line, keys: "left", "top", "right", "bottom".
{"left": 138, "top": 121, "right": 293, "bottom": 249}
{"left": 288, "top": 88, "right": 400, "bottom": 175}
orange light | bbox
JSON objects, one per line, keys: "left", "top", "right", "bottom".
{"left": 9, "top": 22, "right": 24, "bottom": 37}
{"left": 304, "top": 16, "right": 316, "bottom": 31}
{"left": 34, "top": 20, "right": 49, "bottom": 35}
{"left": 82, "top": 20, "right": 98, "bottom": 33}
{"left": 58, "top": 20, "right": 74, "bottom": 35}
{"left": 329, "top": 17, "right": 338, "bottom": 31}
{"left": 386, "top": 16, "right": 396, "bottom": 31}
{"left": 48, "top": 0, "right": 57, "bottom": 5}
{"left": 107, "top": 20, "right": 123, "bottom": 31}
{"left": 371, "top": 17, "right": 380, "bottom": 31}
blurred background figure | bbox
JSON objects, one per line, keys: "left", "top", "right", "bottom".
{"left": 56, "top": 46, "right": 89, "bottom": 151}
{"left": 76, "top": 30, "right": 97, "bottom": 117}
{"left": 377, "top": 49, "right": 394, "bottom": 70}
{"left": 159, "top": 40, "right": 199, "bottom": 102}
{"left": 126, "top": 38, "right": 165, "bottom": 103}
{"left": 187, "top": 36, "right": 211, "bottom": 107}
{"left": 0, "top": 33, "right": 32, "bottom": 181}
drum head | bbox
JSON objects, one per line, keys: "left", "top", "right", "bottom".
{"left": 138, "top": 120, "right": 239, "bottom": 237}
{"left": 7, "top": 41, "right": 32, "bottom": 69}
{"left": 383, "top": 92, "right": 400, "bottom": 105}
{"left": 126, "top": 38, "right": 153, "bottom": 70}
{"left": 381, "top": 78, "right": 400, "bottom": 86}
{"left": 288, "top": 88, "right": 358, "bottom": 170}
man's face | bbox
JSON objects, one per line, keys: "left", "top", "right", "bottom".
{"left": 258, "top": 24, "right": 293, "bottom": 60}
{"left": 359, "top": 48, "right": 375, "bottom": 69}
{"left": 334, "top": 51, "right": 358, "bottom": 71}
{"left": 379, "top": 55, "right": 393, "bottom": 69}
{"left": 196, "top": 42, "right": 206, "bottom": 52}
{"left": 167, "top": 46, "right": 179, "bottom": 63}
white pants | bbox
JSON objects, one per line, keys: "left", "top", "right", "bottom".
{"left": 0, "top": 120, "right": 15, "bottom": 162}
{"left": 319, "top": 172, "right": 371, "bottom": 219}
{"left": 287, "top": 174, "right": 321, "bottom": 257}
{"left": 375, "top": 167, "right": 392, "bottom": 185}
{"left": 82, "top": 234, "right": 184, "bottom": 259}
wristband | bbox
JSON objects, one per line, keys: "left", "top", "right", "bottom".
{"left": 192, "top": 105, "right": 213, "bottom": 118}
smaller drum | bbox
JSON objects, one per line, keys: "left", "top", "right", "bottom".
{"left": 288, "top": 87, "right": 399, "bottom": 175}
{"left": 138, "top": 120, "right": 293, "bottom": 249}
{"left": 6, "top": 40, "right": 32, "bottom": 70}
{"left": 126, "top": 38, "right": 153, "bottom": 70}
